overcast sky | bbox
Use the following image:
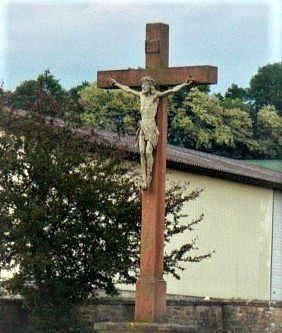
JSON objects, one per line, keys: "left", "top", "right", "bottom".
{"left": 0, "top": 0, "right": 281, "bottom": 93}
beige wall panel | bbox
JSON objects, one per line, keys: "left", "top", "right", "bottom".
{"left": 164, "top": 169, "right": 273, "bottom": 300}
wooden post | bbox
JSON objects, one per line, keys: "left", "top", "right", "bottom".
{"left": 135, "top": 23, "right": 169, "bottom": 323}
{"left": 96, "top": 21, "right": 217, "bottom": 324}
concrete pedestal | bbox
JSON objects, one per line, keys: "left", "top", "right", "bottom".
{"left": 93, "top": 322, "right": 196, "bottom": 333}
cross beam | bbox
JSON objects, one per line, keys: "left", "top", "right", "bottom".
{"left": 97, "top": 66, "right": 217, "bottom": 88}
{"left": 97, "top": 22, "right": 217, "bottom": 323}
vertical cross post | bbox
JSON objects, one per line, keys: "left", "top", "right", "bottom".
{"left": 97, "top": 21, "right": 217, "bottom": 325}
{"left": 135, "top": 23, "right": 169, "bottom": 323}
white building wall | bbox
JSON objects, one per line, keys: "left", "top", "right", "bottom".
{"left": 164, "top": 169, "right": 273, "bottom": 300}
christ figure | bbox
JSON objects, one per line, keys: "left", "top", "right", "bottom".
{"left": 109, "top": 76, "right": 194, "bottom": 190}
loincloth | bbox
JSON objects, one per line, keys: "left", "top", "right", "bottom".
{"left": 136, "top": 121, "right": 159, "bottom": 149}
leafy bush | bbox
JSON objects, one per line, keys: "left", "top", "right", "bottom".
{"left": 0, "top": 86, "right": 211, "bottom": 332}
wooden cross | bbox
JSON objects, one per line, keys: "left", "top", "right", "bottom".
{"left": 97, "top": 23, "right": 217, "bottom": 323}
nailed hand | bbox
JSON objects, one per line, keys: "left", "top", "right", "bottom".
{"left": 185, "top": 76, "right": 194, "bottom": 85}
{"left": 108, "top": 78, "right": 117, "bottom": 86}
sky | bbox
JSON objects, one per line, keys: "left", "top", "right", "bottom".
{"left": 0, "top": 0, "right": 281, "bottom": 94}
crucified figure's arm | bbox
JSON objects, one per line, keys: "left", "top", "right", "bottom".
{"left": 108, "top": 78, "right": 140, "bottom": 97}
{"left": 157, "top": 77, "right": 194, "bottom": 98}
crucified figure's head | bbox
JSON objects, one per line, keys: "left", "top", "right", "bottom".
{"left": 141, "top": 77, "right": 156, "bottom": 95}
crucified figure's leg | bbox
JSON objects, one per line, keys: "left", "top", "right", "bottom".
{"left": 139, "top": 133, "right": 147, "bottom": 189}
{"left": 145, "top": 141, "right": 154, "bottom": 189}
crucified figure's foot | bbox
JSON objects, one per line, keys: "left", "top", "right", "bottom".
{"left": 146, "top": 174, "right": 152, "bottom": 189}
{"left": 140, "top": 177, "right": 147, "bottom": 190}
{"left": 140, "top": 174, "right": 152, "bottom": 190}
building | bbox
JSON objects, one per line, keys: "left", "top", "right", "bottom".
{"left": 112, "top": 132, "right": 282, "bottom": 302}
{"left": 165, "top": 145, "right": 281, "bottom": 301}
{"left": 1, "top": 111, "right": 282, "bottom": 301}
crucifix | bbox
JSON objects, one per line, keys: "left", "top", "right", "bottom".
{"left": 97, "top": 23, "right": 217, "bottom": 323}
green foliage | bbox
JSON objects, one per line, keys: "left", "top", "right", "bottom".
{"left": 68, "top": 81, "right": 91, "bottom": 114}
{"left": 221, "top": 107, "right": 258, "bottom": 157}
{"left": 80, "top": 83, "right": 140, "bottom": 135}
{"left": 170, "top": 88, "right": 225, "bottom": 149}
{"left": 0, "top": 111, "right": 137, "bottom": 332}
{"left": 168, "top": 84, "right": 210, "bottom": 110}
{"left": 0, "top": 87, "right": 210, "bottom": 332}
{"left": 11, "top": 70, "right": 86, "bottom": 119}
{"left": 12, "top": 79, "right": 38, "bottom": 109}
{"left": 169, "top": 88, "right": 256, "bottom": 157}
{"left": 225, "top": 83, "right": 248, "bottom": 101}
{"left": 79, "top": 82, "right": 281, "bottom": 159}
{"left": 79, "top": 83, "right": 210, "bottom": 142}
{"left": 12, "top": 70, "right": 65, "bottom": 111}
{"left": 255, "top": 105, "right": 282, "bottom": 158}
{"left": 8, "top": 63, "right": 282, "bottom": 160}
{"left": 68, "top": 81, "right": 90, "bottom": 103}
{"left": 219, "top": 97, "right": 252, "bottom": 114}
{"left": 249, "top": 62, "right": 282, "bottom": 114}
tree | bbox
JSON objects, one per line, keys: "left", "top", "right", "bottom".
{"left": 249, "top": 62, "right": 282, "bottom": 115}
{"left": 256, "top": 105, "right": 282, "bottom": 158}
{"left": 11, "top": 70, "right": 85, "bottom": 119}
{"left": 0, "top": 87, "right": 211, "bottom": 332}
{"left": 80, "top": 83, "right": 140, "bottom": 135}
{"left": 220, "top": 97, "right": 252, "bottom": 114}
{"left": 12, "top": 70, "right": 65, "bottom": 110}
{"left": 225, "top": 83, "right": 248, "bottom": 101}
{"left": 169, "top": 88, "right": 256, "bottom": 157}
{"left": 68, "top": 81, "right": 91, "bottom": 114}
{"left": 68, "top": 81, "right": 90, "bottom": 103}
{"left": 79, "top": 84, "right": 260, "bottom": 158}
{"left": 220, "top": 107, "right": 257, "bottom": 158}
{"left": 220, "top": 82, "right": 252, "bottom": 114}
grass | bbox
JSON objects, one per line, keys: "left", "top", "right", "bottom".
{"left": 242, "top": 160, "right": 282, "bottom": 172}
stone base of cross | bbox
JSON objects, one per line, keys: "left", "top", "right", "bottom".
{"left": 94, "top": 322, "right": 197, "bottom": 332}
{"left": 94, "top": 23, "right": 217, "bottom": 330}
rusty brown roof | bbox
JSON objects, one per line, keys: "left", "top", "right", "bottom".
{"left": 166, "top": 144, "right": 282, "bottom": 190}
{"left": 96, "top": 129, "right": 282, "bottom": 190}
{"left": 6, "top": 109, "right": 282, "bottom": 190}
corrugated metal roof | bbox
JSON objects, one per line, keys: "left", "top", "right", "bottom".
{"left": 96, "top": 129, "right": 282, "bottom": 190}
{"left": 167, "top": 145, "right": 282, "bottom": 187}
{"left": 5, "top": 109, "right": 282, "bottom": 189}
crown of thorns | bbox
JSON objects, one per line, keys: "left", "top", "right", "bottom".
{"left": 141, "top": 76, "right": 156, "bottom": 86}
